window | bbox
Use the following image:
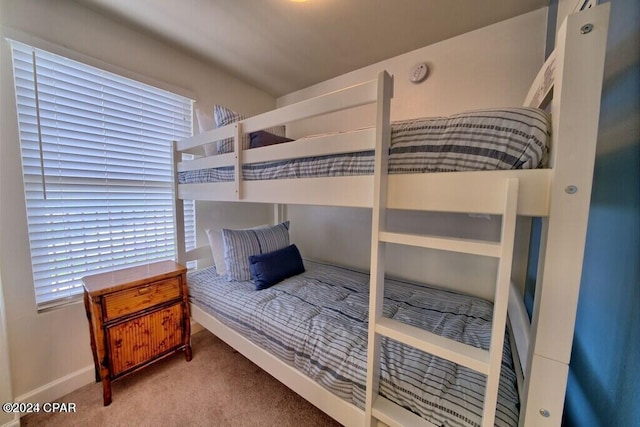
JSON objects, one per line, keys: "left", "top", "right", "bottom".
{"left": 9, "top": 40, "right": 196, "bottom": 310}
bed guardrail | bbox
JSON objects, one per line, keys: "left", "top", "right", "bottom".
{"left": 175, "top": 72, "right": 392, "bottom": 202}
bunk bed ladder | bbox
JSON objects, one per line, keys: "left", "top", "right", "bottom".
{"left": 364, "top": 73, "right": 520, "bottom": 426}
{"left": 365, "top": 178, "right": 519, "bottom": 427}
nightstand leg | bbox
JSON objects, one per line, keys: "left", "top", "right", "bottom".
{"left": 182, "top": 290, "right": 192, "bottom": 362}
{"left": 83, "top": 291, "right": 101, "bottom": 383}
{"left": 102, "top": 377, "right": 112, "bottom": 406}
{"left": 185, "top": 344, "right": 193, "bottom": 361}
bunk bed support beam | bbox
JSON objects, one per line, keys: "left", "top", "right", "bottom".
{"left": 364, "top": 70, "right": 393, "bottom": 427}
{"left": 172, "top": 143, "right": 187, "bottom": 265}
{"left": 522, "top": 4, "right": 610, "bottom": 426}
{"left": 178, "top": 169, "right": 552, "bottom": 215}
{"left": 482, "top": 178, "right": 519, "bottom": 426}
{"left": 233, "top": 123, "right": 243, "bottom": 199}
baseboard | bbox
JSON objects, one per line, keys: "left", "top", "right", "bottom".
{"left": 14, "top": 365, "right": 95, "bottom": 407}
{"left": 190, "top": 319, "right": 203, "bottom": 335}
{"left": 13, "top": 326, "right": 202, "bottom": 409}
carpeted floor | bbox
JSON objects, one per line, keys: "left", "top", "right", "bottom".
{"left": 21, "top": 329, "right": 343, "bottom": 426}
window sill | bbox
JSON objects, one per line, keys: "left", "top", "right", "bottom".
{"left": 37, "top": 294, "right": 84, "bottom": 314}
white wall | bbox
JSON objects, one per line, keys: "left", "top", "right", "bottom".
{"left": 0, "top": 275, "right": 17, "bottom": 427}
{"left": 0, "top": 0, "right": 274, "bottom": 405}
{"left": 279, "top": 9, "right": 548, "bottom": 300}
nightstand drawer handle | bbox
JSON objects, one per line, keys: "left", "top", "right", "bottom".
{"left": 137, "top": 286, "right": 153, "bottom": 295}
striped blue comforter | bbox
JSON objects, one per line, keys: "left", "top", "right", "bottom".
{"left": 188, "top": 260, "right": 519, "bottom": 427}
{"left": 179, "top": 108, "right": 549, "bottom": 184}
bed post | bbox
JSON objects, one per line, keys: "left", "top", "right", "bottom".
{"left": 233, "top": 122, "right": 243, "bottom": 200}
{"left": 172, "top": 142, "right": 187, "bottom": 265}
{"left": 273, "top": 204, "right": 287, "bottom": 225}
{"left": 364, "top": 70, "right": 393, "bottom": 427}
{"left": 521, "top": 4, "right": 609, "bottom": 426}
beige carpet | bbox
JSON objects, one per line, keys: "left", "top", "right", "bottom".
{"left": 22, "top": 330, "right": 343, "bottom": 427}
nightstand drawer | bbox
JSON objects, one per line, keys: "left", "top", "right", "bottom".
{"left": 103, "top": 277, "right": 181, "bottom": 321}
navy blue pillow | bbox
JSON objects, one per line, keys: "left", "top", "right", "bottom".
{"left": 249, "top": 130, "right": 293, "bottom": 148}
{"left": 248, "top": 244, "right": 305, "bottom": 290}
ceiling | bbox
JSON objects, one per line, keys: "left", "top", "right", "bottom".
{"left": 77, "top": 0, "right": 549, "bottom": 97}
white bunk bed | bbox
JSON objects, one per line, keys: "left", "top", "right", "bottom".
{"left": 172, "top": 6, "right": 610, "bottom": 427}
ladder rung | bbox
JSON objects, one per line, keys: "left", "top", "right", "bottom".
{"left": 372, "top": 396, "right": 434, "bottom": 427}
{"left": 375, "top": 317, "right": 490, "bottom": 374}
{"left": 379, "top": 231, "right": 501, "bottom": 258}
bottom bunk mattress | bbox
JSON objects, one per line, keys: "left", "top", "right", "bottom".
{"left": 187, "top": 260, "right": 519, "bottom": 427}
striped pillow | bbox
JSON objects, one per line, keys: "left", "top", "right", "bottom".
{"left": 222, "top": 221, "right": 291, "bottom": 281}
{"left": 214, "top": 105, "right": 249, "bottom": 154}
{"left": 206, "top": 224, "right": 270, "bottom": 276}
{"left": 214, "top": 104, "right": 244, "bottom": 126}
{"left": 214, "top": 105, "right": 287, "bottom": 154}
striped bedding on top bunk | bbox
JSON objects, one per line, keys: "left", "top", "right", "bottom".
{"left": 178, "top": 107, "right": 550, "bottom": 184}
{"left": 188, "top": 260, "right": 520, "bottom": 427}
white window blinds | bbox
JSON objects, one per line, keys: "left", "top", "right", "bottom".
{"left": 9, "top": 40, "right": 195, "bottom": 309}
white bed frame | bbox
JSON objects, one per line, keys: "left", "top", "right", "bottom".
{"left": 172, "top": 6, "right": 610, "bottom": 427}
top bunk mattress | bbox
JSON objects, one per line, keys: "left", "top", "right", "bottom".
{"left": 187, "top": 259, "right": 519, "bottom": 427}
{"left": 178, "top": 107, "right": 550, "bottom": 184}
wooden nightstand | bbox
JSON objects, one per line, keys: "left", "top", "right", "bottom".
{"left": 83, "top": 260, "right": 192, "bottom": 406}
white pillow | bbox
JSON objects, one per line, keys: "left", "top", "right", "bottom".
{"left": 195, "top": 107, "right": 215, "bottom": 133}
{"left": 195, "top": 107, "right": 217, "bottom": 156}
{"left": 205, "top": 229, "right": 226, "bottom": 275}
{"left": 214, "top": 105, "right": 249, "bottom": 154}
{"left": 222, "top": 221, "right": 290, "bottom": 281}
